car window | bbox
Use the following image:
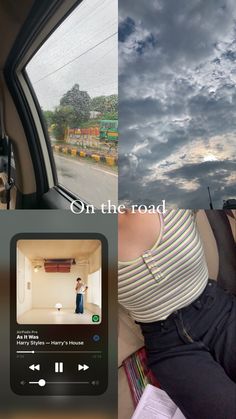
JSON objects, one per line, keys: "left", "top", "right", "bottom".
{"left": 26, "top": 0, "right": 118, "bottom": 207}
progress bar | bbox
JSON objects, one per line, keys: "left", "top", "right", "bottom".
{"left": 17, "top": 350, "right": 102, "bottom": 354}
{"left": 28, "top": 379, "right": 90, "bottom": 387}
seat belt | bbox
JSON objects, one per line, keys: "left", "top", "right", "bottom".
{"left": 0, "top": 92, "right": 14, "bottom": 209}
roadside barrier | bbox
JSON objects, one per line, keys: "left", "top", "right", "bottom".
{"left": 105, "top": 156, "right": 115, "bottom": 166}
{"left": 52, "top": 145, "right": 117, "bottom": 166}
{"left": 71, "top": 148, "right": 77, "bottom": 157}
{"left": 91, "top": 154, "right": 100, "bottom": 162}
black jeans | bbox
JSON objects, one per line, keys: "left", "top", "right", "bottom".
{"left": 138, "top": 280, "right": 236, "bottom": 419}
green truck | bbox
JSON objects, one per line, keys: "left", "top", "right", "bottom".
{"left": 99, "top": 120, "right": 118, "bottom": 142}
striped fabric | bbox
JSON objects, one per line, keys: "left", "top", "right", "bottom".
{"left": 118, "top": 210, "right": 209, "bottom": 322}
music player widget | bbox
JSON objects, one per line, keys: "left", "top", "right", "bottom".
{"left": 10, "top": 233, "right": 108, "bottom": 395}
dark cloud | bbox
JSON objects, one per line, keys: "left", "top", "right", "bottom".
{"left": 118, "top": 17, "right": 136, "bottom": 43}
{"left": 167, "top": 160, "right": 236, "bottom": 177}
{"left": 119, "top": 161, "right": 236, "bottom": 209}
{"left": 222, "top": 50, "right": 236, "bottom": 61}
{"left": 119, "top": 0, "right": 236, "bottom": 208}
{"left": 135, "top": 33, "right": 158, "bottom": 55}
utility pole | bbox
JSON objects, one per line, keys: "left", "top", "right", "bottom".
{"left": 207, "top": 186, "right": 213, "bottom": 209}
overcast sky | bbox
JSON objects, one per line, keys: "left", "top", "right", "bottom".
{"left": 27, "top": 0, "right": 118, "bottom": 110}
{"left": 119, "top": 0, "right": 236, "bottom": 209}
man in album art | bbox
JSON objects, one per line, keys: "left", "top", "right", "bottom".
{"left": 75, "top": 277, "right": 88, "bottom": 314}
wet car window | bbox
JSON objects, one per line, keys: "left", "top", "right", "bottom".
{"left": 26, "top": 0, "right": 118, "bottom": 207}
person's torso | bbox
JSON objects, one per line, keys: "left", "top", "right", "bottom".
{"left": 118, "top": 209, "right": 209, "bottom": 322}
{"left": 76, "top": 283, "right": 85, "bottom": 294}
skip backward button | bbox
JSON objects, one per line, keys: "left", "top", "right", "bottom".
{"left": 29, "top": 364, "right": 40, "bottom": 371}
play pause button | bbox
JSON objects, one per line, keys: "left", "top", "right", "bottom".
{"left": 55, "top": 362, "right": 63, "bottom": 373}
{"left": 78, "top": 364, "right": 89, "bottom": 371}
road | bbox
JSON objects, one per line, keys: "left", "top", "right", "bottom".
{"left": 54, "top": 154, "right": 118, "bottom": 207}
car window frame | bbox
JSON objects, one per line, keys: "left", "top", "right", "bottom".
{"left": 4, "top": 0, "right": 87, "bottom": 208}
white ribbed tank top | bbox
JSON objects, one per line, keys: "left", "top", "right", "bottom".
{"left": 118, "top": 210, "right": 209, "bottom": 322}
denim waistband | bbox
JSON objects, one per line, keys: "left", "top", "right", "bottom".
{"left": 136, "top": 279, "right": 216, "bottom": 332}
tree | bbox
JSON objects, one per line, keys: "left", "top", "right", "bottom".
{"left": 43, "top": 110, "right": 55, "bottom": 128}
{"left": 60, "top": 84, "right": 91, "bottom": 124}
{"left": 50, "top": 105, "right": 78, "bottom": 141}
{"left": 90, "top": 94, "right": 118, "bottom": 118}
{"left": 102, "top": 111, "right": 118, "bottom": 120}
